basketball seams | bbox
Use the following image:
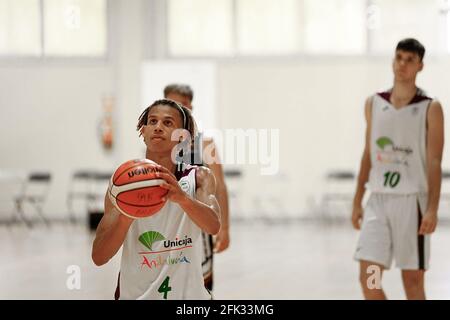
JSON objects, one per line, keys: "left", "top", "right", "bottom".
{"left": 116, "top": 198, "right": 166, "bottom": 219}
{"left": 113, "top": 161, "right": 146, "bottom": 184}
{"left": 116, "top": 185, "right": 168, "bottom": 205}
{"left": 116, "top": 185, "right": 168, "bottom": 196}
{"left": 116, "top": 198, "right": 166, "bottom": 208}
{"left": 113, "top": 160, "right": 160, "bottom": 185}
{"left": 110, "top": 179, "right": 166, "bottom": 197}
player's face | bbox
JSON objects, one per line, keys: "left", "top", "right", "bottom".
{"left": 165, "top": 92, "right": 193, "bottom": 110}
{"left": 392, "top": 50, "right": 423, "bottom": 82}
{"left": 141, "top": 105, "right": 184, "bottom": 153}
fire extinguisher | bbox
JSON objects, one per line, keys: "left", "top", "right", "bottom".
{"left": 100, "top": 95, "right": 114, "bottom": 151}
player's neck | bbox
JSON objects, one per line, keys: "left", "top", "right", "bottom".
{"left": 145, "top": 150, "right": 176, "bottom": 173}
{"left": 391, "top": 81, "right": 417, "bottom": 108}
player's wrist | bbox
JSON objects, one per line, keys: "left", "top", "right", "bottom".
{"left": 117, "top": 213, "right": 134, "bottom": 226}
{"left": 352, "top": 201, "right": 363, "bottom": 209}
{"left": 177, "top": 193, "right": 193, "bottom": 207}
{"left": 425, "top": 208, "right": 438, "bottom": 216}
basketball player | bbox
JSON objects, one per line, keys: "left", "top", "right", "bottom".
{"left": 92, "top": 99, "right": 221, "bottom": 300}
{"left": 352, "top": 38, "right": 444, "bottom": 300}
{"left": 164, "top": 84, "right": 230, "bottom": 292}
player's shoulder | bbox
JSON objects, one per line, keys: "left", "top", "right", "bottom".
{"left": 176, "top": 163, "right": 197, "bottom": 180}
{"left": 414, "top": 88, "right": 441, "bottom": 110}
{"left": 194, "top": 165, "right": 213, "bottom": 180}
{"left": 203, "top": 136, "right": 214, "bottom": 143}
{"left": 364, "top": 90, "right": 386, "bottom": 107}
{"left": 192, "top": 166, "right": 215, "bottom": 189}
{"left": 411, "top": 88, "right": 433, "bottom": 104}
{"left": 374, "top": 89, "right": 391, "bottom": 103}
{"left": 427, "top": 99, "right": 444, "bottom": 119}
{"left": 202, "top": 136, "right": 215, "bottom": 148}
{"left": 429, "top": 99, "right": 443, "bottom": 109}
{"left": 178, "top": 164, "right": 212, "bottom": 180}
{"left": 363, "top": 94, "right": 377, "bottom": 114}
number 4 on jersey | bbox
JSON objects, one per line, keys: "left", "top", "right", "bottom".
{"left": 383, "top": 171, "right": 401, "bottom": 188}
{"left": 158, "top": 276, "right": 172, "bottom": 300}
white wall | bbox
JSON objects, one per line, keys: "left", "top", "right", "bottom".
{"left": 217, "top": 57, "right": 450, "bottom": 218}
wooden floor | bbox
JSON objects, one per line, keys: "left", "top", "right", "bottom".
{"left": 1, "top": 220, "right": 450, "bottom": 300}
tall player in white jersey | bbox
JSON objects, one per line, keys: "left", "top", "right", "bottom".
{"left": 352, "top": 38, "right": 444, "bottom": 300}
{"left": 91, "top": 99, "right": 221, "bottom": 299}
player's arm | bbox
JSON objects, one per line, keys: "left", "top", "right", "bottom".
{"left": 156, "top": 166, "right": 221, "bottom": 235}
{"left": 91, "top": 192, "right": 134, "bottom": 266}
{"left": 203, "top": 139, "right": 230, "bottom": 252}
{"left": 352, "top": 96, "right": 373, "bottom": 230}
{"left": 420, "top": 100, "right": 444, "bottom": 235}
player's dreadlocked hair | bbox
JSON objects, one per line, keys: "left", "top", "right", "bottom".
{"left": 137, "top": 98, "right": 197, "bottom": 145}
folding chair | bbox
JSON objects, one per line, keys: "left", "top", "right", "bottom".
{"left": 0, "top": 170, "right": 25, "bottom": 224}
{"left": 87, "top": 171, "right": 113, "bottom": 230}
{"left": 13, "top": 172, "right": 52, "bottom": 227}
{"left": 67, "top": 170, "right": 112, "bottom": 225}
{"left": 67, "top": 170, "right": 96, "bottom": 223}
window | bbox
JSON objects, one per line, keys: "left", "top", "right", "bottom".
{"left": 369, "top": 0, "right": 443, "bottom": 55}
{"left": 302, "top": 0, "right": 366, "bottom": 54}
{"left": 0, "top": 0, "right": 107, "bottom": 57}
{"left": 166, "top": 0, "right": 448, "bottom": 57}
{"left": 236, "top": 0, "right": 300, "bottom": 55}
{"left": 44, "top": 0, "right": 107, "bottom": 56}
{"left": 0, "top": 0, "right": 41, "bottom": 56}
{"left": 167, "top": 0, "right": 366, "bottom": 56}
{"left": 168, "top": 0, "right": 233, "bottom": 56}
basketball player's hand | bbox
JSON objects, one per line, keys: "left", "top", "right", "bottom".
{"left": 214, "top": 227, "right": 229, "bottom": 253}
{"left": 155, "top": 166, "right": 188, "bottom": 204}
{"left": 105, "top": 191, "right": 134, "bottom": 225}
{"left": 352, "top": 205, "right": 363, "bottom": 230}
{"left": 419, "top": 210, "right": 438, "bottom": 235}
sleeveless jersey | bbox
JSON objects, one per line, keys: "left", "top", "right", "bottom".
{"left": 118, "top": 165, "right": 211, "bottom": 300}
{"left": 367, "top": 88, "right": 432, "bottom": 194}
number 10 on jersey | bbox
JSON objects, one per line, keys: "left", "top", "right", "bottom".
{"left": 383, "top": 171, "right": 401, "bottom": 188}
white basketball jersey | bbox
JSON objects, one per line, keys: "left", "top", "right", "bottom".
{"left": 118, "top": 166, "right": 211, "bottom": 300}
{"left": 367, "top": 89, "right": 432, "bottom": 194}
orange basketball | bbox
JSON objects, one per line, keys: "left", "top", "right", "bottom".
{"left": 108, "top": 159, "right": 168, "bottom": 219}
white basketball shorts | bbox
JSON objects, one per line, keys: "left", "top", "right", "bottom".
{"left": 354, "top": 193, "right": 430, "bottom": 270}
